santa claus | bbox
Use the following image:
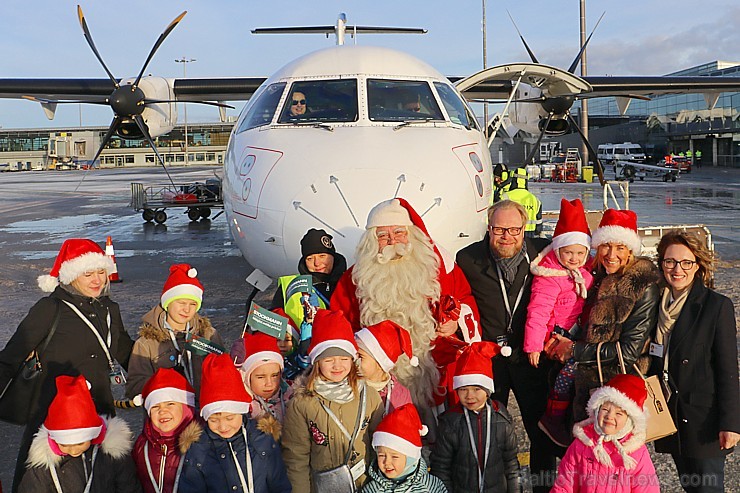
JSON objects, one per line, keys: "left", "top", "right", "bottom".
{"left": 331, "top": 198, "right": 481, "bottom": 409}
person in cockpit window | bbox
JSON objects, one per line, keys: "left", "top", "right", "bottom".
{"left": 289, "top": 91, "right": 308, "bottom": 117}
{"left": 401, "top": 92, "right": 421, "bottom": 113}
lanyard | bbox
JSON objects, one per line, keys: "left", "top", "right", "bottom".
{"left": 165, "top": 321, "right": 193, "bottom": 385}
{"left": 464, "top": 404, "right": 492, "bottom": 493}
{"left": 318, "top": 385, "right": 366, "bottom": 443}
{"left": 50, "top": 445, "right": 99, "bottom": 493}
{"left": 254, "top": 388, "right": 285, "bottom": 421}
{"left": 383, "top": 379, "right": 393, "bottom": 415}
{"left": 228, "top": 427, "right": 254, "bottom": 493}
{"left": 144, "top": 442, "right": 184, "bottom": 493}
{"left": 494, "top": 250, "right": 530, "bottom": 334}
{"left": 62, "top": 300, "right": 114, "bottom": 368}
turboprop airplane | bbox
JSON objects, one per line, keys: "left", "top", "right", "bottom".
{"left": 1, "top": 8, "right": 739, "bottom": 283}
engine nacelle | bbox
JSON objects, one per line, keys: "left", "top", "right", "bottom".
{"left": 116, "top": 76, "right": 177, "bottom": 139}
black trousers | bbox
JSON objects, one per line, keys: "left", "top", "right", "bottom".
{"left": 672, "top": 454, "right": 726, "bottom": 493}
{"left": 491, "top": 353, "right": 565, "bottom": 493}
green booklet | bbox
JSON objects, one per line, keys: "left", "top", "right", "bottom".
{"left": 247, "top": 302, "right": 289, "bottom": 340}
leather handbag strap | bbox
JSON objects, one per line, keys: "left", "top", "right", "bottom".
{"left": 596, "top": 342, "right": 604, "bottom": 386}
{"left": 615, "top": 342, "right": 627, "bottom": 374}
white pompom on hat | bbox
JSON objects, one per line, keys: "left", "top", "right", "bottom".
{"left": 161, "top": 263, "right": 204, "bottom": 311}
{"left": 591, "top": 209, "right": 642, "bottom": 255}
{"left": 355, "top": 320, "right": 418, "bottom": 373}
{"left": 38, "top": 238, "right": 115, "bottom": 292}
{"left": 372, "top": 403, "right": 427, "bottom": 460}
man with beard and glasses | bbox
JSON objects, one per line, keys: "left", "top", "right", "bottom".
{"left": 456, "top": 200, "right": 558, "bottom": 493}
{"left": 331, "top": 198, "right": 481, "bottom": 434}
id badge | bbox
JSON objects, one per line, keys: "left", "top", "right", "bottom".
{"left": 649, "top": 343, "right": 664, "bottom": 358}
{"left": 109, "top": 363, "right": 127, "bottom": 385}
{"left": 350, "top": 459, "right": 366, "bottom": 481}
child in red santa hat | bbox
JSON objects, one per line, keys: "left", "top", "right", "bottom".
{"left": 19, "top": 375, "right": 139, "bottom": 493}
{"left": 179, "top": 353, "right": 290, "bottom": 493}
{"left": 126, "top": 263, "right": 224, "bottom": 401}
{"left": 430, "top": 341, "right": 521, "bottom": 493}
{"left": 523, "top": 198, "right": 595, "bottom": 447}
{"left": 362, "top": 403, "right": 447, "bottom": 492}
{"left": 355, "top": 320, "right": 414, "bottom": 415}
{"left": 132, "top": 368, "right": 202, "bottom": 493}
{"left": 551, "top": 374, "right": 659, "bottom": 493}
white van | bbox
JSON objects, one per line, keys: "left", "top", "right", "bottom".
{"left": 597, "top": 143, "right": 646, "bottom": 166}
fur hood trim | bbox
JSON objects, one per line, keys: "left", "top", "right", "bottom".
{"left": 27, "top": 417, "right": 133, "bottom": 470}
{"left": 572, "top": 419, "right": 646, "bottom": 469}
{"left": 139, "top": 305, "right": 215, "bottom": 341}
{"left": 257, "top": 414, "right": 283, "bottom": 442}
{"left": 530, "top": 245, "right": 570, "bottom": 277}
{"left": 589, "top": 257, "right": 659, "bottom": 328}
{"left": 290, "top": 374, "right": 313, "bottom": 398}
{"left": 178, "top": 420, "right": 203, "bottom": 454}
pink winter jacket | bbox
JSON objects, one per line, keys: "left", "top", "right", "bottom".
{"left": 551, "top": 423, "right": 659, "bottom": 493}
{"left": 523, "top": 248, "right": 594, "bottom": 353}
{"left": 378, "top": 374, "right": 412, "bottom": 415}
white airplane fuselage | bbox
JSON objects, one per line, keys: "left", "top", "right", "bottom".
{"left": 222, "top": 45, "right": 492, "bottom": 279}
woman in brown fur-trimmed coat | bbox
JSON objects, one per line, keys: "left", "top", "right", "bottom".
{"left": 548, "top": 210, "right": 660, "bottom": 422}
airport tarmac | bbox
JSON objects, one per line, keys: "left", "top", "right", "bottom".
{"left": 0, "top": 165, "right": 737, "bottom": 491}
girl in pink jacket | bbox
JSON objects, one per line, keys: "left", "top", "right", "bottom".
{"left": 524, "top": 198, "right": 594, "bottom": 447}
{"left": 552, "top": 374, "right": 659, "bottom": 493}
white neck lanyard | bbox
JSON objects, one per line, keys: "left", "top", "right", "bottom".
{"left": 62, "top": 300, "right": 114, "bottom": 368}
{"left": 144, "top": 442, "right": 184, "bottom": 493}
{"left": 383, "top": 379, "right": 393, "bottom": 415}
{"left": 464, "top": 404, "right": 492, "bottom": 493}
{"left": 254, "top": 388, "right": 285, "bottom": 421}
{"left": 228, "top": 426, "right": 254, "bottom": 493}
{"left": 494, "top": 250, "right": 530, "bottom": 334}
{"left": 50, "top": 445, "right": 99, "bottom": 493}
{"left": 165, "top": 321, "right": 193, "bottom": 385}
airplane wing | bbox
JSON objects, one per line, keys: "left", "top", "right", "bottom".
{"left": 582, "top": 75, "right": 740, "bottom": 99}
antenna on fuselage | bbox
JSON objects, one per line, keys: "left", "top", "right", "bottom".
{"left": 251, "top": 13, "right": 427, "bottom": 46}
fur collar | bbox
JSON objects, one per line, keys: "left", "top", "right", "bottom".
{"left": 178, "top": 420, "right": 203, "bottom": 454}
{"left": 290, "top": 374, "right": 314, "bottom": 399}
{"left": 530, "top": 245, "right": 570, "bottom": 278}
{"left": 27, "top": 417, "right": 133, "bottom": 470}
{"left": 139, "top": 305, "right": 215, "bottom": 341}
{"left": 256, "top": 414, "right": 283, "bottom": 442}
{"left": 572, "top": 420, "right": 646, "bottom": 464}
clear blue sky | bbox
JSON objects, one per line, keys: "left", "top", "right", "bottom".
{"left": 1, "top": 0, "right": 738, "bottom": 129}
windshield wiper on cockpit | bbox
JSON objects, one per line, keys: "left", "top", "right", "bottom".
{"left": 393, "top": 118, "right": 435, "bottom": 131}
{"left": 287, "top": 121, "right": 334, "bottom": 132}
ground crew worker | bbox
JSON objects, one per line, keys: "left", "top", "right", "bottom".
{"left": 695, "top": 149, "right": 702, "bottom": 167}
{"left": 500, "top": 167, "right": 542, "bottom": 237}
{"left": 492, "top": 163, "right": 512, "bottom": 203}
{"left": 686, "top": 148, "right": 693, "bottom": 163}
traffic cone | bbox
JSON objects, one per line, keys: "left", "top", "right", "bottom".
{"left": 105, "top": 236, "right": 122, "bottom": 283}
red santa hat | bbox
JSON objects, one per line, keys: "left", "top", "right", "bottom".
{"left": 138, "top": 367, "right": 195, "bottom": 414}
{"left": 161, "top": 263, "right": 204, "bottom": 311}
{"left": 38, "top": 238, "right": 115, "bottom": 292}
{"left": 591, "top": 209, "right": 642, "bottom": 255}
{"left": 452, "top": 341, "right": 506, "bottom": 394}
{"left": 365, "top": 197, "right": 431, "bottom": 239}
{"left": 43, "top": 375, "right": 104, "bottom": 445}
{"left": 372, "top": 403, "right": 427, "bottom": 460}
{"left": 586, "top": 374, "right": 647, "bottom": 432}
{"left": 200, "top": 353, "right": 252, "bottom": 421}
{"left": 551, "top": 198, "right": 591, "bottom": 252}
{"left": 355, "top": 320, "right": 418, "bottom": 373}
{"left": 307, "top": 310, "right": 358, "bottom": 364}
{"left": 240, "top": 331, "right": 284, "bottom": 384}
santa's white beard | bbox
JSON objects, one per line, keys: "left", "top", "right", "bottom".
{"left": 353, "top": 227, "right": 441, "bottom": 408}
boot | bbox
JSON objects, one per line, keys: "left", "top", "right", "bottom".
{"left": 538, "top": 397, "right": 572, "bottom": 448}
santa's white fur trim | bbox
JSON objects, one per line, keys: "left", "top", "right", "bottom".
{"left": 551, "top": 231, "right": 591, "bottom": 252}
{"left": 145, "top": 387, "right": 196, "bottom": 413}
{"left": 57, "top": 252, "right": 115, "bottom": 285}
{"left": 241, "top": 351, "right": 284, "bottom": 382}
{"left": 366, "top": 199, "right": 413, "bottom": 229}
{"left": 355, "top": 329, "right": 396, "bottom": 373}
{"left": 591, "top": 225, "right": 641, "bottom": 255}
{"left": 309, "top": 339, "right": 357, "bottom": 364}
{"left": 587, "top": 386, "right": 647, "bottom": 436}
{"left": 453, "top": 374, "right": 494, "bottom": 394}
{"left": 46, "top": 424, "right": 102, "bottom": 445}
{"left": 200, "top": 400, "right": 251, "bottom": 421}
{"left": 372, "top": 431, "right": 422, "bottom": 460}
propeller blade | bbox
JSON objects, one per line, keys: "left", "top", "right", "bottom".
{"left": 77, "top": 5, "right": 119, "bottom": 87}
{"left": 566, "top": 112, "right": 605, "bottom": 185}
{"left": 133, "top": 114, "right": 177, "bottom": 189}
{"left": 134, "top": 11, "right": 188, "bottom": 87}
{"left": 507, "top": 10, "right": 539, "bottom": 64}
{"left": 567, "top": 11, "right": 606, "bottom": 74}
{"left": 23, "top": 95, "right": 109, "bottom": 105}
{"left": 523, "top": 113, "right": 554, "bottom": 166}
{"left": 144, "top": 99, "right": 235, "bottom": 109}
{"left": 74, "top": 116, "right": 121, "bottom": 192}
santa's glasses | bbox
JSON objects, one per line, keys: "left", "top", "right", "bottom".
{"left": 376, "top": 227, "right": 408, "bottom": 244}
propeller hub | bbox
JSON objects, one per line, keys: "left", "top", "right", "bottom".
{"left": 110, "top": 85, "right": 145, "bottom": 116}
{"left": 541, "top": 95, "right": 574, "bottom": 115}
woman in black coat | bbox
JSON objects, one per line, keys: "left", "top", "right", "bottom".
{"left": 650, "top": 230, "right": 739, "bottom": 492}
{"left": 0, "top": 238, "right": 134, "bottom": 492}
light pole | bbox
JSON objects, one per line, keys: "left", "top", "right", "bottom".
{"left": 482, "top": 0, "right": 488, "bottom": 136}
{"left": 579, "top": 0, "right": 589, "bottom": 168}
{"left": 175, "top": 57, "right": 196, "bottom": 165}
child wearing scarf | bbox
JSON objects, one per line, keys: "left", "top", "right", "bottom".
{"left": 132, "top": 368, "right": 202, "bottom": 493}
{"left": 552, "top": 374, "right": 659, "bottom": 493}
{"left": 355, "top": 320, "right": 414, "bottom": 415}
{"left": 281, "top": 310, "right": 384, "bottom": 492}
{"left": 179, "top": 353, "right": 291, "bottom": 493}
{"left": 362, "top": 403, "right": 447, "bottom": 492}
{"left": 19, "top": 375, "right": 139, "bottom": 493}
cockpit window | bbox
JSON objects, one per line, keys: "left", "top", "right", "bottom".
{"left": 367, "top": 80, "right": 444, "bottom": 122}
{"left": 434, "top": 82, "right": 478, "bottom": 130}
{"left": 236, "top": 82, "right": 286, "bottom": 133}
{"left": 278, "top": 80, "right": 358, "bottom": 123}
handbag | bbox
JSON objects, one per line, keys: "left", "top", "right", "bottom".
{"left": 311, "top": 384, "right": 367, "bottom": 493}
{"left": 0, "top": 303, "right": 61, "bottom": 425}
{"left": 633, "top": 365, "right": 677, "bottom": 443}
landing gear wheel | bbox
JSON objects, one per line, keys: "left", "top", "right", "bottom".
{"left": 142, "top": 209, "right": 155, "bottom": 222}
{"left": 199, "top": 207, "right": 211, "bottom": 219}
{"left": 187, "top": 208, "right": 201, "bottom": 221}
{"left": 154, "top": 210, "right": 167, "bottom": 224}
{"left": 663, "top": 174, "right": 669, "bottom": 182}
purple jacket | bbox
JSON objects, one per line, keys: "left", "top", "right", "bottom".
{"left": 377, "top": 374, "right": 412, "bottom": 415}
{"left": 523, "top": 248, "right": 593, "bottom": 353}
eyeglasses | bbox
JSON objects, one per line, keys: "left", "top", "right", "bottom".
{"left": 291, "top": 99, "right": 306, "bottom": 106}
{"left": 489, "top": 225, "right": 523, "bottom": 236}
{"left": 662, "top": 258, "right": 697, "bottom": 270}
{"left": 376, "top": 227, "right": 408, "bottom": 243}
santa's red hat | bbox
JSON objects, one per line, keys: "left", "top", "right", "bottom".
{"left": 161, "top": 263, "right": 204, "bottom": 311}
{"left": 365, "top": 197, "right": 431, "bottom": 239}
{"left": 38, "top": 238, "right": 115, "bottom": 292}
{"left": 200, "top": 353, "right": 252, "bottom": 420}
{"left": 587, "top": 374, "right": 647, "bottom": 429}
{"left": 43, "top": 375, "right": 104, "bottom": 445}
{"left": 591, "top": 209, "right": 641, "bottom": 255}
{"left": 139, "top": 368, "right": 195, "bottom": 414}
{"left": 307, "top": 310, "right": 358, "bottom": 364}
{"left": 453, "top": 341, "right": 506, "bottom": 394}
{"left": 240, "top": 331, "right": 284, "bottom": 383}
{"left": 551, "top": 198, "right": 591, "bottom": 252}
{"left": 355, "top": 320, "right": 418, "bottom": 373}
{"left": 372, "top": 403, "right": 427, "bottom": 460}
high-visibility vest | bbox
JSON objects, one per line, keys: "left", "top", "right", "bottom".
{"left": 695, "top": 150, "right": 702, "bottom": 158}
{"left": 277, "top": 275, "right": 328, "bottom": 328}
{"left": 502, "top": 189, "right": 542, "bottom": 232}
{"left": 686, "top": 149, "right": 693, "bottom": 158}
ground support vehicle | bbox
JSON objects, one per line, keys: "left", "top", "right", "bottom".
{"left": 615, "top": 160, "right": 679, "bottom": 182}
{"left": 130, "top": 178, "right": 223, "bottom": 224}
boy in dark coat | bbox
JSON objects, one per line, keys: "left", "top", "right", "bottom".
{"left": 431, "top": 342, "right": 521, "bottom": 493}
